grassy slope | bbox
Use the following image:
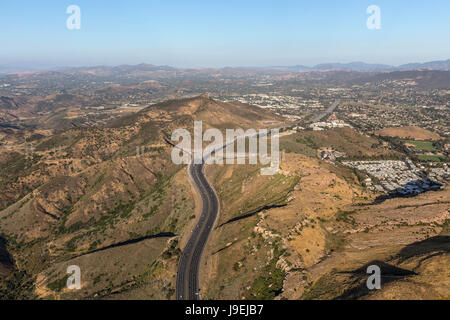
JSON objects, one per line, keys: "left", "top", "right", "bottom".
{"left": 203, "top": 127, "right": 449, "bottom": 300}
{"left": 0, "top": 95, "right": 283, "bottom": 299}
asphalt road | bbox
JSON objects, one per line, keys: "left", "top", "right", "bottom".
{"left": 310, "top": 99, "right": 340, "bottom": 123}
{"left": 175, "top": 128, "right": 286, "bottom": 300}
{"left": 176, "top": 161, "right": 219, "bottom": 300}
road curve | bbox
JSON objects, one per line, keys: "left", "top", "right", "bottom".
{"left": 175, "top": 128, "right": 287, "bottom": 300}
{"left": 176, "top": 161, "right": 219, "bottom": 300}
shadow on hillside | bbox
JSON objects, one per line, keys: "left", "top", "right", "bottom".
{"left": 394, "top": 235, "right": 450, "bottom": 263}
{"left": 74, "top": 232, "right": 176, "bottom": 258}
{"left": 0, "top": 237, "right": 15, "bottom": 278}
{"left": 334, "top": 236, "right": 450, "bottom": 299}
{"left": 335, "top": 260, "right": 416, "bottom": 300}
{"left": 218, "top": 203, "right": 287, "bottom": 228}
{"left": 373, "top": 179, "right": 443, "bottom": 204}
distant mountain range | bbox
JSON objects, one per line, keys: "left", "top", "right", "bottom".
{"left": 271, "top": 62, "right": 393, "bottom": 72}
{"left": 271, "top": 59, "right": 450, "bottom": 72}
{"left": 0, "top": 59, "right": 449, "bottom": 75}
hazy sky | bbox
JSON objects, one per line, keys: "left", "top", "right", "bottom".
{"left": 1, "top": 0, "right": 450, "bottom": 68}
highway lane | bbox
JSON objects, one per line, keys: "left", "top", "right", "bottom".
{"left": 310, "top": 99, "right": 340, "bottom": 123}
{"left": 176, "top": 161, "right": 219, "bottom": 300}
{"left": 175, "top": 128, "right": 285, "bottom": 300}
{"left": 174, "top": 105, "right": 338, "bottom": 299}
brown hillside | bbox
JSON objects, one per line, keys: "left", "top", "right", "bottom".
{"left": 374, "top": 126, "right": 441, "bottom": 141}
{"left": 0, "top": 95, "right": 283, "bottom": 299}
{"left": 200, "top": 131, "right": 449, "bottom": 300}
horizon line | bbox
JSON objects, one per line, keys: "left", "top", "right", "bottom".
{"left": 1, "top": 58, "right": 449, "bottom": 73}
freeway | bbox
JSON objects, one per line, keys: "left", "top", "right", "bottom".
{"left": 176, "top": 161, "right": 219, "bottom": 300}
{"left": 174, "top": 100, "right": 339, "bottom": 299}
{"left": 310, "top": 99, "right": 340, "bottom": 123}
{"left": 175, "top": 128, "right": 285, "bottom": 300}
